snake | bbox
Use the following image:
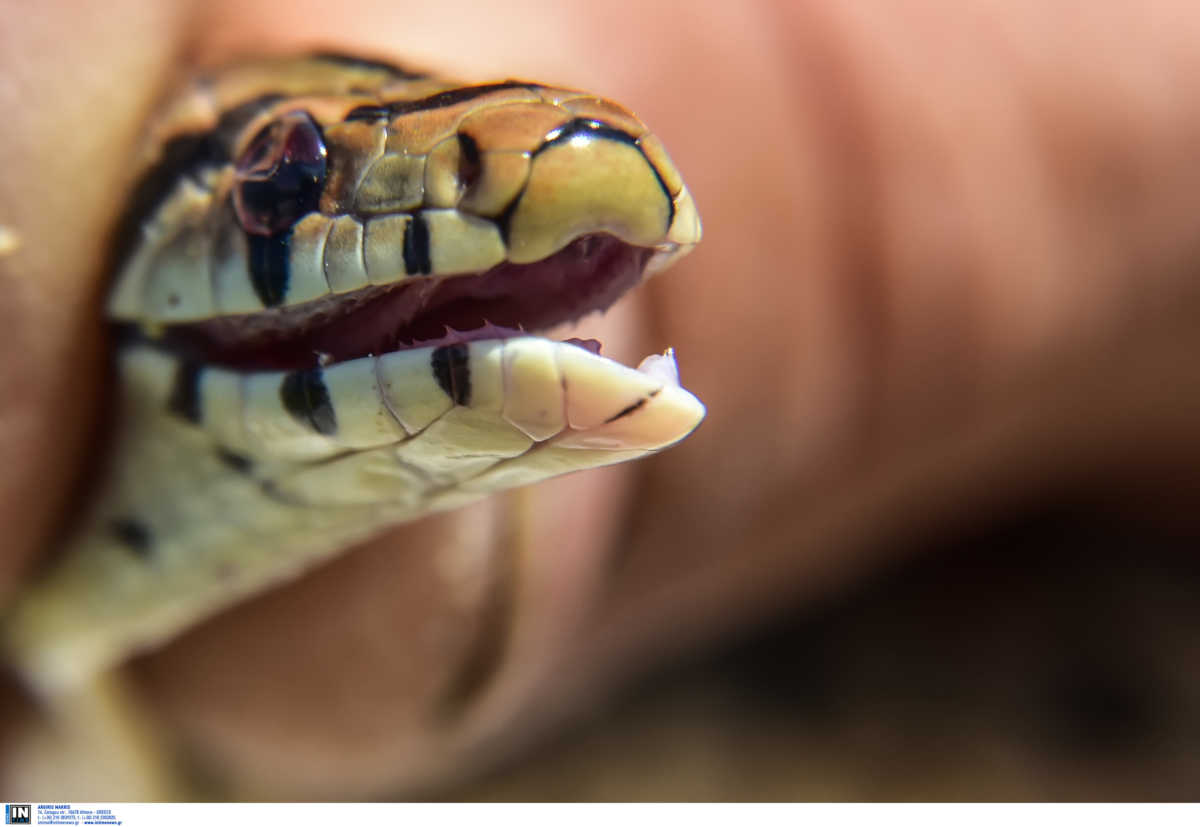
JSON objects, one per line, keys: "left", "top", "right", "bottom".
{"left": 2, "top": 52, "right": 703, "bottom": 697}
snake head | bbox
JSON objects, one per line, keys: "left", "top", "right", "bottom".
{"left": 6, "top": 54, "right": 706, "bottom": 694}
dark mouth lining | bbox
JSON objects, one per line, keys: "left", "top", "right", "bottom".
{"left": 155, "top": 234, "right": 653, "bottom": 372}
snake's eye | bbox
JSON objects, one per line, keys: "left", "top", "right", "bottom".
{"left": 233, "top": 110, "right": 327, "bottom": 236}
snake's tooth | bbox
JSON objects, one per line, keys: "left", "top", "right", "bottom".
{"left": 318, "top": 356, "right": 408, "bottom": 448}
{"left": 423, "top": 209, "right": 506, "bottom": 275}
{"left": 554, "top": 340, "right": 663, "bottom": 430}
{"left": 353, "top": 153, "right": 426, "bottom": 213}
{"left": 323, "top": 215, "right": 369, "bottom": 293}
{"left": 504, "top": 122, "right": 673, "bottom": 263}
{"left": 286, "top": 213, "right": 334, "bottom": 304}
{"left": 375, "top": 347, "right": 454, "bottom": 433}
{"left": 240, "top": 370, "right": 340, "bottom": 461}
{"left": 500, "top": 337, "right": 566, "bottom": 441}
{"left": 363, "top": 214, "right": 412, "bottom": 283}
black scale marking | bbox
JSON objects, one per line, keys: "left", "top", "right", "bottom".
{"left": 403, "top": 213, "right": 432, "bottom": 275}
{"left": 343, "top": 81, "right": 540, "bottom": 123}
{"left": 216, "top": 449, "right": 254, "bottom": 473}
{"left": 532, "top": 117, "right": 641, "bottom": 156}
{"left": 604, "top": 397, "right": 647, "bottom": 423}
{"left": 457, "top": 132, "right": 482, "bottom": 184}
{"left": 168, "top": 361, "right": 203, "bottom": 423}
{"left": 111, "top": 517, "right": 154, "bottom": 559}
{"left": 344, "top": 105, "right": 391, "bottom": 123}
{"left": 247, "top": 230, "right": 292, "bottom": 307}
{"left": 280, "top": 368, "right": 338, "bottom": 435}
{"left": 432, "top": 344, "right": 471, "bottom": 406}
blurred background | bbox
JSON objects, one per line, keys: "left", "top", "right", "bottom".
{"left": 3, "top": 0, "right": 1200, "bottom": 802}
{"left": 450, "top": 499, "right": 1200, "bottom": 800}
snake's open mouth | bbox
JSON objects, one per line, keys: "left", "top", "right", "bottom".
{"left": 4, "top": 56, "right": 709, "bottom": 698}
{"left": 157, "top": 234, "right": 652, "bottom": 372}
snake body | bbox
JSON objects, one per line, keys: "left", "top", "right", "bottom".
{"left": 3, "top": 54, "right": 703, "bottom": 695}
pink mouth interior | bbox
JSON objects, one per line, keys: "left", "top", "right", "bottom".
{"left": 164, "top": 234, "right": 652, "bottom": 371}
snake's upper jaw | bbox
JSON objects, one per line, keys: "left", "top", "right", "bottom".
{"left": 157, "top": 233, "right": 664, "bottom": 371}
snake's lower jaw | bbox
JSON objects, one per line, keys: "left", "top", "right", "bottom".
{"left": 5, "top": 337, "right": 703, "bottom": 695}
{"left": 122, "top": 332, "right": 706, "bottom": 477}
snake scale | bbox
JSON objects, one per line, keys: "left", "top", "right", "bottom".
{"left": 2, "top": 53, "right": 703, "bottom": 696}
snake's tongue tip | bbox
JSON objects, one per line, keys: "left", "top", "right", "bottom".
{"left": 636, "top": 347, "right": 682, "bottom": 387}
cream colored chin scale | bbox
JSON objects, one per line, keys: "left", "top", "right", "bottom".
{"left": 1, "top": 54, "right": 704, "bottom": 698}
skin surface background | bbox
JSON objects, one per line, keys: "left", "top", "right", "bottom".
{"left": 3, "top": 0, "right": 1200, "bottom": 798}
